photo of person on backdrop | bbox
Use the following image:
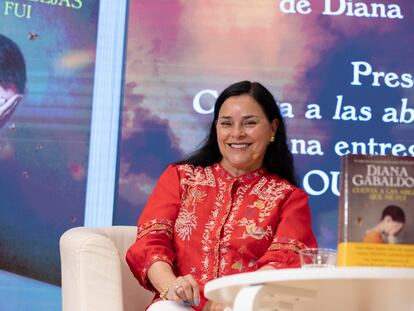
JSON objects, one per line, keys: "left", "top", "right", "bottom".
{"left": 126, "top": 81, "right": 318, "bottom": 311}
{"left": 0, "top": 34, "right": 26, "bottom": 127}
{"left": 363, "top": 205, "right": 406, "bottom": 244}
{"left": 0, "top": 2, "right": 100, "bottom": 289}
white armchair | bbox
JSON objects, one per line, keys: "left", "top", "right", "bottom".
{"left": 60, "top": 226, "right": 153, "bottom": 311}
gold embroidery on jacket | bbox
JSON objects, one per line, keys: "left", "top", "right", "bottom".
{"left": 175, "top": 165, "right": 214, "bottom": 241}
{"left": 200, "top": 176, "right": 226, "bottom": 283}
{"left": 250, "top": 178, "right": 293, "bottom": 222}
{"left": 137, "top": 223, "right": 173, "bottom": 240}
{"left": 249, "top": 200, "right": 275, "bottom": 222}
{"left": 175, "top": 209, "right": 197, "bottom": 241}
{"left": 238, "top": 217, "right": 273, "bottom": 240}
{"left": 268, "top": 237, "right": 307, "bottom": 253}
{"left": 231, "top": 259, "right": 244, "bottom": 272}
{"left": 219, "top": 183, "right": 250, "bottom": 276}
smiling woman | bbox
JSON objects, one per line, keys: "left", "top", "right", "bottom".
{"left": 182, "top": 81, "right": 298, "bottom": 186}
{"left": 216, "top": 94, "right": 278, "bottom": 177}
{"left": 126, "top": 81, "right": 318, "bottom": 311}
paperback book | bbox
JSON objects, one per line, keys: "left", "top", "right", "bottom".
{"left": 337, "top": 154, "right": 414, "bottom": 267}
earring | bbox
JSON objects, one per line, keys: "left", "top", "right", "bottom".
{"left": 270, "top": 135, "right": 275, "bottom": 143}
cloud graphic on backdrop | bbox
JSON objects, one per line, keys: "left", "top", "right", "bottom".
{"left": 116, "top": 81, "right": 184, "bottom": 222}
{"left": 298, "top": 2, "right": 414, "bottom": 150}
{"left": 125, "top": 0, "right": 344, "bottom": 154}
{"left": 121, "top": 82, "right": 184, "bottom": 177}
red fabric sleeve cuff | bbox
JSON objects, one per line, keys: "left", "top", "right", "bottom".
{"left": 257, "top": 248, "right": 301, "bottom": 269}
{"left": 140, "top": 257, "right": 174, "bottom": 291}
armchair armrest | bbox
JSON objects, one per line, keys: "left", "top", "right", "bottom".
{"left": 60, "top": 226, "right": 153, "bottom": 311}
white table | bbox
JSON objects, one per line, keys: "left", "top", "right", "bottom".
{"left": 204, "top": 267, "right": 414, "bottom": 311}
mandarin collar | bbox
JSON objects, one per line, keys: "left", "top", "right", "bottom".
{"left": 213, "top": 162, "right": 265, "bottom": 184}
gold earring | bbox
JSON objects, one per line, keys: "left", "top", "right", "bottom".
{"left": 270, "top": 135, "right": 275, "bottom": 143}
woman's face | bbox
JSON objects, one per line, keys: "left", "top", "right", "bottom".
{"left": 216, "top": 94, "right": 277, "bottom": 177}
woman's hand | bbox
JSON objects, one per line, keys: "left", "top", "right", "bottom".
{"left": 0, "top": 94, "right": 23, "bottom": 121}
{"left": 167, "top": 274, "right": 200, "bottom": 307}
{"left": 258, "top": 265, "right": 275, "bottom": 271}
{"left": 202, "top": 300, "right": 227, "bottom": 311}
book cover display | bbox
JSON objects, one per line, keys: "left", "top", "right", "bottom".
{"left": 338, "top": 154, "right": 414, "bottom": 267}
{"left": 0, "top": 1, "right": 100, "bottom": 284}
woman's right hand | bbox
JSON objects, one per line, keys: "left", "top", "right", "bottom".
{"left": 0, "top": 94, "right": 23, "bottom": 121}
{"left": 167, "top": 274, "right": 200, "bottom": 307}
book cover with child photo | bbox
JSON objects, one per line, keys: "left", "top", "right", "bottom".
{"left": 337, "top": 154, "right": 414, "bottom": 267}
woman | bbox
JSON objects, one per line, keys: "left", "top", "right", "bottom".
{"left": 126, "top": 81, "right": 317, "bottom": 311}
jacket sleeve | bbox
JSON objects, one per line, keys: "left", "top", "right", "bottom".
{"left": 256, "top": 188, "right": 318, "bottom": 269}
{"left": 126, "top": 164, "right": 181, "bottom": 291}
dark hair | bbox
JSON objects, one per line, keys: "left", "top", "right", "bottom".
{"left": 178, "top": 80, "right": 297, "bottom": 186}
{"left": 381, "top": 205, "right": 405, "bottom": 223}
{"left": 0, "top": 34, "right": 26, "bottom": 93}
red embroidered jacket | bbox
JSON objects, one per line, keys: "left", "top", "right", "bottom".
{"left": 126, "top": 163, "right": 317, "bottom": 310}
